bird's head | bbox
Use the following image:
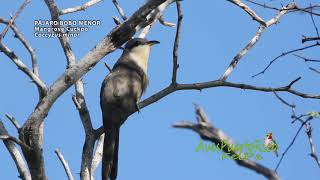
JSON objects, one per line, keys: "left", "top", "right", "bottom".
{"left": 265, "top": 133, "right": 273, "bottom": 140}
{"left": 122, "top": 38, "right": 160, "bottom": 73}
{"left": 124, "top": 38, "right": 160, "bottom": 50}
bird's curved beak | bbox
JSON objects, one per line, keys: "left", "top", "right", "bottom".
{"left": 147, "top": 40, "right": 160, "bottom": 46}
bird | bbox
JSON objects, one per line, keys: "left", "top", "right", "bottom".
{"left": 100, "top": 38, "right": 159, "bottom": 180}
{"left": 264, "top": 132, "right": 278, "bottom": 157}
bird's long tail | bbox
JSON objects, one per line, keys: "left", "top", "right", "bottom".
{"left": 102, "top": 127, "right": 120, "bottom": 180}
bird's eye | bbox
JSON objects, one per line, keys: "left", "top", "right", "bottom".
{"left": 134, "top": 41, "right": 140, "bottom": 46}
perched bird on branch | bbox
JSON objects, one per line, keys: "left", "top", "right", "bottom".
{"left": 100, "top": 38, "right": 159, "bottom": 180}
{"left": 264, "top": 132, "right": 278, "bottom": 157}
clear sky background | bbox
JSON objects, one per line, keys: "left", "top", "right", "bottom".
{"left": 1, "top": 0, "right": 320, "bottom": 180}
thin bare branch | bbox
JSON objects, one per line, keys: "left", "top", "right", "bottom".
{"left": 0, "top": 121, "right": 31, "bottom": 180}
{"left": 159, "top": 16, "right": 176, "bottom": 27}
{"left": 0, "top": 135, "right": 30, "bottom": 150}
{"left": 245, "top": 0, "right": 280, "bottom": 11}
{"left": 5, "top": 114, "right": 21, "bottom": 130}
{"left": 253, "top": 42, "right": 320, "bottom": 78}
{"left": 305, "top": 123, "right": 320, "bottom": 167}
{"left": 293, "top": 54, "right": 320, "bottom": 63}
{"left": 227, "top": 0, "right": 267, "bottom": 26}
{"left": 104, "top": 62, "right": 112, "bottom": 72}
{"left": 302, "top": 36, "right": 320, "bottom": 43}
{"left": 0, "top": 42, "right": 47, "bottom": 96}
{"left": 59, "top": 0, "right": 103, "bottom": 15}
{"left": 273, "top": 91, "right": 296, "bottom": 109}
{"left": 0, "top": 18, "right": 39, "bottom": 77}
{"left": 173, "top": 105, "right": 280, "bottom": 180}
{"left": 220, "top": 26, "right": 265, "bottom": 81}
{"left": 138, "top": 78, "right": 320, "bottom": 115}
{"left": 55, "top": 149, "right": 75, "bottom": 180}
{"left": 171, "top": 1, "right": 182, "bottom": 85}
{"left": 0, "top": 0, "right": 30, "bottom": 39}
{"left": 309, "top": 67, "right": 320, "bottom": 74}
{"left": 112, "top": 0, "right": 127, "bottom": 20}
{"left": 139, "top": 0, "right": 174, "bottom": 38}
{"left": 310, "top": 7, "right": 319, "bottom": 37}
{"left": 275, "top": 116, "right": 316, "bottom": 171}
{"left": 220, "top": 3, "right": 295, "bottom": 81}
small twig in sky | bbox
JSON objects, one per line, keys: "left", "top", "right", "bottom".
{"left": 253, "top": 42, "right": 320, "bottom": 78}
{"left": 309, "top": 67, "right": 320, "bottom": 74}
{"left": 293, "top": 54, "right": 320, "bottom": 63}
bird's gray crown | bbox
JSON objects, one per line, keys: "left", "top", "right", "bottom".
{"left": 124, "top": 38, "right": 149, "bottom": 50}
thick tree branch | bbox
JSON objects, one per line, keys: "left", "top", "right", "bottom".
{"left": 173, "top": 105, "right": 280, "bottom": 180}
{"left": 55, "top": 149, "right": 74, "bottom": 180}
{"left": 59, "top": 0, "right": 103, "bottom": 15}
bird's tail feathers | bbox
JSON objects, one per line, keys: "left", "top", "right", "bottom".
{"left": 102, "top": 127, "right": 120, "bottom": 180}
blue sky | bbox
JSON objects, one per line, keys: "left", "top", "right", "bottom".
{"left": 1, "top": 0, "right": 320, "bottom": 179}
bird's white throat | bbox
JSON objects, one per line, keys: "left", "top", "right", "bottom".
{"left": 127, "top": 45, "right": 151, "bottom": 74}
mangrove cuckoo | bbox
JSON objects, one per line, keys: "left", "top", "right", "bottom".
{"left": 100, "top": 38, "right": 159, "bottom": 180}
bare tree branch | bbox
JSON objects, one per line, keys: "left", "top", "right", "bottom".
{"left": 0, "top": 0, "right": 30, "bottom": 39}
{"left": 0, "top": 18, "right": 39, "bottom": 77}
{"left": 139, "top": 0, "right": 175, "bottom": 38}
{"left": 90, "top": 134, "right": 105, "bottom": 179}
{"left": 159, "top": 16, "right": 176, "bottom": 27}
{"left": 227, "top": 0, "right": 267, "bottom": 26}
{"left": 0, "top": 135, "right": 30, "bottom": 150}
{"left": 171, "top": 1, "right": 182, "bottom": 85}
{"left": 220, "top": 3, "right": 296, "bottom": 81}
{"left": 0, "top": 121, "right": 31, "bottom": 180}
{"left": 59, "top": 0, "right": 103, "bottom": 15}
{"left": 220, "top": 26, "right": 265, "bottom": 81}
{"left": 253, "top": 42, "right": 320, "bottom": 78}
{"left": 309, "top": 67, "right": 320, "bottom": 74}
{"left": 5, "top": 114, "right": 21, "bottom": 130}
{"left": 302, "top": 36, "right": 320, "bottom": 43}
{"left": 54, "top": 149, "right": 74, "bottom": 180}
{"left": 293, "top": 54, "right": 320, "bottom": 63}
{"left": 112, "top": 0, "right": 127, "bottom": 20}
{"left": 246, "top": 0, "right": 320, "bottom": 16}
{"left": 275, "top": 115, "right": 316, "bottom": 171}
{"left": 0, "top": 42, "right": 47, "bottom": 96}
{"left": 305, "top": 123, "right": 320, "bottom": 167}
{"left": 173, "top": 105, "right": 280, "bottom": 180}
